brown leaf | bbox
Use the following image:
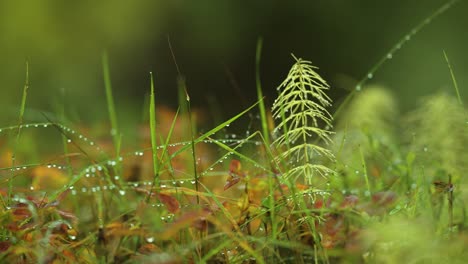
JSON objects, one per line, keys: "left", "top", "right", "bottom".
{"left": 11, "top": 205, "right": 32, "bottom": 221}
{"left": 224, "top": 159, "right": 246, "bottom": 191}
{"left": 433, "top": 181, "right": 453, "bottom": 193}
{"left": 56, "top": 209, "right": 79, "bottom": 222}
{"left": 223, "top": 176, "right": 240, "bottom": 191}
{"left": 157, "top": 193, "right": 180, "bottom": 213}
{"left": 138, "top": 243, "right": 162, "bottom": 254}
{"left": 159, "top": 208, "right": 211, "bottom": 240}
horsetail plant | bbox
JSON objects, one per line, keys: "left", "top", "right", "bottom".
{"left": 272, "top": 55, "right": 335, "bottom": 184}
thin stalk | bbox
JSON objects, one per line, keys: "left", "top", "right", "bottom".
{"left": 333, "top": 0, "right": 460, "bottom": 119}
{"left": 359, "top": 146, "right": 371, "bottom": 197}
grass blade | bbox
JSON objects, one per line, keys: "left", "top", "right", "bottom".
{"left": 149, "top": 72, "right": 159, "bottom": 188}
{"left": 443, "top": 50, "right": 463, "bottom": 107}
{"left": 8, "top": 61, "right": 30, "bottom": 203}
{"left": 102, "top": 51, "right": 119, "bottom": 150}
{"left": 169, "top": 101, "right": 260, "bottom": 160}
{"left": 255, "top": 37, "right": 270, "bottom": 146}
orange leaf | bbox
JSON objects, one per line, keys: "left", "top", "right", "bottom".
{"left": 229, "top": 159, "right": 243, "bottom": 177}
{"left": 31, "top": 167, "right": 68, "bottom": 191}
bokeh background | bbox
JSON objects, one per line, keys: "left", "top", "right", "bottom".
{"left": 1, "top": 0, "right": 466, "bottom": 127}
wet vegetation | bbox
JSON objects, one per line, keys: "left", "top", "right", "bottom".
{"left": 1, "top": 1, "right": 467, "bottom": 263}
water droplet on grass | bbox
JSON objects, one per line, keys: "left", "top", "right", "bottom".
{"left": 356, "top": 85, "right": 361, "bottom": 91}
{"left": 119, "top": 190, "right": 126, "bottom": 196}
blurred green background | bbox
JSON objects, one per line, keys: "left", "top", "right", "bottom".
{"left": 0, "top": 0, "right": 466, "bottom": 126}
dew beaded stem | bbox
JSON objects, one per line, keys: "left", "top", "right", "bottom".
{"left": 333, "top": 0, "right": 461, "bottom": 120}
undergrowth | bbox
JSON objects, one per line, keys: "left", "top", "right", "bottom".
{"left": 1, "top": 1, "right": 467, "bottom": 263}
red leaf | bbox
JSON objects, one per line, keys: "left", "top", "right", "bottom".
{"left": 314, "top": 199, "right": 324, "bottom": 209}
{"left": 157, "top": 193, "right": 180, "bottom": 213}
{"left": 340, "top": 195, "right": 359, "bottom": 209}
{"left": 0, "top": 241, "right": 11, "bottom": 252}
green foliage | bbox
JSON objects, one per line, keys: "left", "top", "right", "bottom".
{"left": 272, "top": 55, "right": 334, "bottom": 183}
{"left": 405, "top": 92, "right": 468, "bottom": 178}
{"left": 334, "top": 86, "right": 398, "bottom": 170}
{"left": 364, "top": 216, "right": 468, "bottom": 263}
